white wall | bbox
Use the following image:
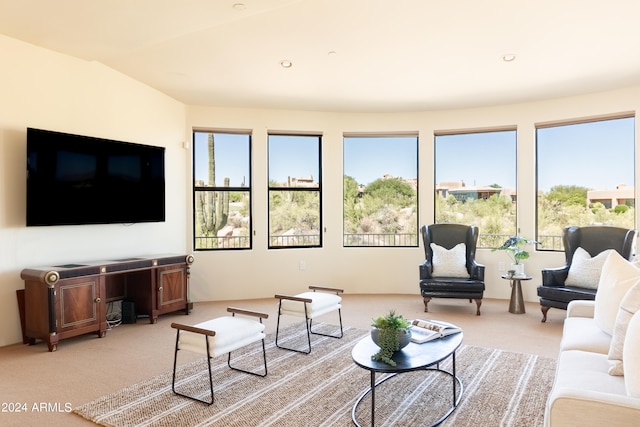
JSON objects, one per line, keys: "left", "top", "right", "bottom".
{"left": 186, "top": 89, "right": 640, "bottom": 307}
{"left": 0, "top": 35, "right": 188, "bottom": 346}
{"left": 2, "top": 31, "right": 640, "bottom": 348}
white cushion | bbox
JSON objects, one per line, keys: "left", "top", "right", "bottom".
{"left": 546, "top": 349, "right": 640, "bottom": 427}
{"left": 178, "top": 316, "right": 265, "bottom": 357}
{"left": 280, "top": 291, "right": 341, "bottom": 318}
{"left": 554, "top": 350, "right": 627, "bottom": 396}
{"left": 565, "top": 247, "right": 612, "bottom": 289}
{"left": 430, "top": 242, "right": 469, "bottom": 278}
{"left": 608, "top": 282, "right": 640, "bottom": 375}
{"left": 624, "top": 311, "right": 640, "bottom": 397}
{"left": 594, "top": 251, "right": 640, "bottom": 336}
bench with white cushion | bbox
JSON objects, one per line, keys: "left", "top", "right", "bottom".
{"left": 171, "top": 307, "right": 268, "bottom": 405}
{"left": 275, "top": 285, "right": 343, "bottom": 354}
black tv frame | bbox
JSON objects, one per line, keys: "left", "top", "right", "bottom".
{"left": 26, "top": 128, "right": 166, "bottom": 226}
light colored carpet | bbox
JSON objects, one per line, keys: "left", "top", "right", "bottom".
{"left": 73, "top": 323, "right": 555, "bottom": 427}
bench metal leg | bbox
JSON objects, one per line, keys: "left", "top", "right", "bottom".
{"left": 228, "top": 338, "right": 268, "bottom": 377}
{"left": 171, "top": 331, "right": 214, "bottom": 405}
{"left": 275, "top": 299, "right": 312, "bottom": 354}
{"left": 310, "top": 308, "right": 343, "bottom": 339}
{"left": 275, "top": 301, "right": 343, "bottom": 354}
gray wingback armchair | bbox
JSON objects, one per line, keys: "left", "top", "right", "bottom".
{"left": 419, "top": 224, "right": 485, "bottom": 315}
{"left": 537, "top": 225, "right": 636, "bottom": 322}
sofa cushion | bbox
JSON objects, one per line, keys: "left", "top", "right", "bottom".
{"left": 430, "top": 242, "right": 469, "bottom": 278}
{"left": 546, "top": 349, "right": 639, "bottom": 427}
{"left": 624, "top": 311, "right": 640, "bottom": 397}
{"left": 594, "top": 251, "right": 640, "bottom": 336}
{"left": 608, "top": 282, "right": 640, "bottom": 375}
{"left": 554, "top": 350, "right": 627, "bottom": 396}
{"left": 565, "top": 247, "right": 612, "bottom": 289}
{"left": 561, "top": 316, "right": 612, "bottom": 354}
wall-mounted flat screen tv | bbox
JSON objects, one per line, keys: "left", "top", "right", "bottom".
{"left": 26, "top": 128, "right": 165, "bottom": 226}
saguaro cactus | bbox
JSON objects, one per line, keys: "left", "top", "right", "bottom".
{"left": 197, "top": 133, "right": 229, "bottom": 247}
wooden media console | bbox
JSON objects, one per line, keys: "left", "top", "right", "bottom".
{"left": 21, "top": 254, "right": 194, "bottom": 351}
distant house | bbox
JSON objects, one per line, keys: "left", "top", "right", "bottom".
{"left": 587, "top": 184, "right": 635, "bottom": 208}
{"left": 436, "top": 181, "right": 466, "bottom": 198}
{"left": 436, "top": 180, "right": 514, "bottom": 202}
{"left": 448, "top": 186, "right": 502, "bottom": 202}
{"left": 287, "top": 175, "right": 318, "bottom": 187}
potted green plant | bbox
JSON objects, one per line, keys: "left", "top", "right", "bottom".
{"left": 370, "top": 310, "right": 411, "bottom": 367}
{"left": 492, "top": 236, "right": 539, "bottom": 276}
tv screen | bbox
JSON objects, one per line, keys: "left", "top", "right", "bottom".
{"left": 26, "top": 128, "right": 165, "bottom": 226}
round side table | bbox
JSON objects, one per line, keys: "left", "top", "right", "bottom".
{"left": 501, "top": 274, "right": 532, "bottom": 314}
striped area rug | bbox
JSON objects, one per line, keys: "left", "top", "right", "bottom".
{"left": 73, "top": 323, "right": 555, "bottom": 426}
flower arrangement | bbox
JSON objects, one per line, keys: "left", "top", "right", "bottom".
{"left": 370, "top": 309, "right": 411, "bottom": 367}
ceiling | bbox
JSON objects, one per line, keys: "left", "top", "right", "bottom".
{"left": 2, "top": 0, "right": 640, "bottom": 113}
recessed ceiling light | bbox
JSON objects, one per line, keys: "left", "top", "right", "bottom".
{"left": 502, "top": 54, "right": 516, "bottom": 62}
{"left": 328, "top": 51, "right": 337, "bottom": 57}
{"left": 233, "top": 3, "right": 246, "bottom": 10}
{"left": 280, "top": 60, "right": 293, "bottom": 68}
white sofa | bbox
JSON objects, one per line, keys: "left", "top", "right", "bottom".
{"left": 544, "top": 300, "right": 640, "bottom": 426}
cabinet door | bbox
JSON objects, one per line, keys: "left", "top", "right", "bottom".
{"left": 56, "top": 276, "right": 102, "bottom": 332}
{"left": 157, "top": 266, "right": 187, "bottom": 314}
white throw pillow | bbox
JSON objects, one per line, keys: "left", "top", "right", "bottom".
{"left": 594, "top": 251, "right": 640, "bottom": 336}
{"left": 565, "top": 247, "right": 612, "bottom": 289}
{"left": 624, "top": 311, "right": 640, "bottom": 397}
{"left": 608, "top": 281, "right": 640, "bottom": 375}
{"left": 430, "top": 243, "right": 469, "bottom": 278}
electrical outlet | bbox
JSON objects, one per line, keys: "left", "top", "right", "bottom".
{"left": 299, "top": 260, "right": 307, "bottom": 270}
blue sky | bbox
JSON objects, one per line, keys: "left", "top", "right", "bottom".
{"left": 195, "top": 117, "right": 634, "bottom": 192}
{"left": 343, "top": 136, "right": 417, "bottom": 185}
{"left": 537, "top": 117, "right": 634, "bottom": 192}
{"left": 268, "top": 135, "right": 319, "bottom": 183}
{"left": 435, "top": 131, "right": 516, "bottom": 189}
{"left": 194, "top": 132, "right": 250, "bottom": 187}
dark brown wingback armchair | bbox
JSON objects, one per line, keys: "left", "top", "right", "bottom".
{"left": 419, "top": 224, "right": 485, "bottom": 315}
{"left": 537, "top": 225, "right": 636, "bottom": 322}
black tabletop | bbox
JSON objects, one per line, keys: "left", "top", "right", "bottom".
{"left": 352, "top": 331, "right": 463, "bottom": 374}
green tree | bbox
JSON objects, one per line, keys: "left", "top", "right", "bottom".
{"left": 269, "top": 191, "right": 319, "bottom": 235}
{"left": 366, "top": 178, "right": 415, "bottom": 207}
{"left": 343, "top": 176, "right": 362, "bottom": 233}
{"left": 343, "top": 176, "right": 417, "bottom": 242}
{"left": 614, "top": 204, "right": 630, "bottom": 214}
{"left": 547, "top": 185, "right": 588, "bottom": 207}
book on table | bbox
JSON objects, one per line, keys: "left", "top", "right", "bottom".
{"left": 410, "top": 319, "right": 462, "bottom": 343}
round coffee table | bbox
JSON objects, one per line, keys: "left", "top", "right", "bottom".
{"left": 351, "top": 331, "right": 463, "bottom": 426}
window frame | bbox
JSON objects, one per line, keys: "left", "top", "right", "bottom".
{"left": 535, "top": 113, "right": 636, "bottom": 252}
{"left": 192, "top": 129, "right": 252, "bottom": 251}
{"left": 434, "top": 127, "right": 518, "bottom": 249}
{"left": 342, "top": 132, "right": 419, "bottom": 247}
{"left": 267, "top": 132, "right": 323, "bottom": 249}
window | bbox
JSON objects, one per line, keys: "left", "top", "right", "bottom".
{"left": 268, "top": 134, "right": 322, "bottom": 248}
{"left": 536, "top": 115, "right": 635, "bottom": 251}
{"left": 434, "top": 129, "right": 517, "bottom": 248}
{"left": 343, "top": 134, "right": 418, "bottom": 247}
{"left": 193, "top": 130, "right": 251, "bottom": 250}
